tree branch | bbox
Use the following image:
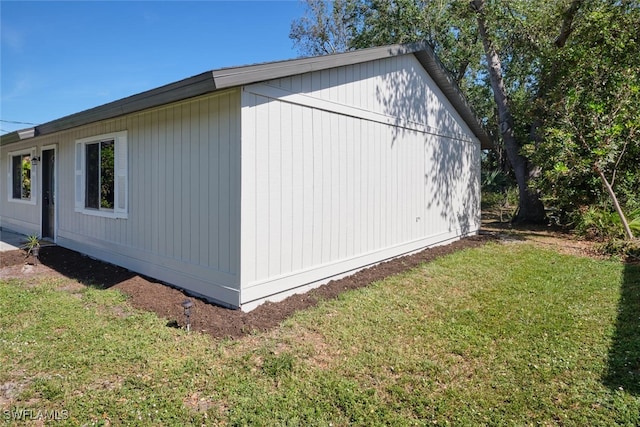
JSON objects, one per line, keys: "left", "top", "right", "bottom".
{"left": 554, "top": 0, "right": 583, "bottom": 47}
{"left": 611, "top": 138, "right": 629, "bottom": 187}
{"left": 594, "top": 163, "right": 635, "bottom": 240}
{"left": 529, "top": 1, "right": 584, "bottom": 146}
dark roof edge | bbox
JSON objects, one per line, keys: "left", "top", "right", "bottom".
{"left": 1, "top": 132, "right": 21, "bottom": 146}
{"left": 213, "top": 42, "right": 491, "bottom": 149}
{"left": 411, "top": 44, "right": 492, "bottom": 149}
{"left": 1, "top": 42, "right": 492, "bottom": 149}
{"left": 211, "top": 43, "right": 419, "bottom": 88}
{"left": 1, "top": 72, "right": 216, "bottom": 146}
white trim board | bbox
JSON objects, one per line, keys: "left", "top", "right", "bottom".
{"left": 240, "top": 228, "right": 477, "bottom": 306}
{"left": 243, "top": 83, "right": 476, "bottom": 143}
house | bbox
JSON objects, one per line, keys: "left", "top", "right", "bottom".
{"left": 1, "top": 42, "right": 491, "bottom": 310}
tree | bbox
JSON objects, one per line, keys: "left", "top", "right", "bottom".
{"left": 290, "top": 0, "right": 357, "bottom": 55}
{"left": 290, "top": 0, "right": 587, "bottom": 224}
{"left": 532, "top": 0, "right": 640, "bottom": 239}
{"left": 470, "top": 0, "right": 546, "bottom": 223}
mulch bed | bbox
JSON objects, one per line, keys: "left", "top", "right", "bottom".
{"left": 0, "top": 235, "right": 493, "bottom": 339}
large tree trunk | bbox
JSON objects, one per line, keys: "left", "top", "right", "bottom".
{"left": 472, "top": 0, "right": 546, "bottom": 224}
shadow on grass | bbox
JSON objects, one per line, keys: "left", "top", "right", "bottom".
{"left": 604, "top": 261, "right": 640, "bottom": 395}
{"left": 36, "top": 245, "right": 137, "bottom": 289}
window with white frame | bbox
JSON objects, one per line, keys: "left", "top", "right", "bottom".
{"left": 7, "top": 148, "right": 36, "bottom": 204}
{"left": 75, "top": 131, "right": 128, "bottom": 218}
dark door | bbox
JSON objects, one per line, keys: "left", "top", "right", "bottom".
{"left": 41, "top": 149, "right": 55, "bottom": 239}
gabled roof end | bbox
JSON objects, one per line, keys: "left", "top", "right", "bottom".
{"left": 1, "top": 43, "right": 492, "bottom": 149}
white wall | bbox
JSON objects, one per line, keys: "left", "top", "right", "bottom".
{"left": 1, "top": 90, "right": 243, "bottom": 307}
{"left": 2, "top": 53, "right": 481, "bottom": 310}
{"left": 239, "top": 53, "right": 480, "bottom": 306}
{"left": 1, "top": 143, "right": 40, "bottom": 235}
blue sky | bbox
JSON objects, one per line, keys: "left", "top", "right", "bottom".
{"left": 0, "top": 1, "right": 305, "bottom": 135}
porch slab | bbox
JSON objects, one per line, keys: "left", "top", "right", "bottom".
{"left": 0, "top": 229, "right": 25, "bottom": 252}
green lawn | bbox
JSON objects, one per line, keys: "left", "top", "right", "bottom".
{"left": 1, "top": 242, "right": 639, "bottom": 426}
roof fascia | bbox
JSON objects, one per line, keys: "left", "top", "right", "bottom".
{"left": 212, "top": 43, "right": 422, "bottom": 89}
{"left": 1, "top": 45, "right": 421, "bottom": 146}
{"left": 1, "top": 127, "right": 37, "bottom": 146}
{"left": 1, "top": 42, "right": 491, "bottom": 149}
{"left": 412, "top": 46, "right": 492, "bottom": 149}
{"left": 1, "top": 72, "right": 216, "bottom": 146}
{"left": 37, "top": 72, "right": 216, "bottom": 136}
{"left": 0, "top": 132, "right": 21, "bottom": 146}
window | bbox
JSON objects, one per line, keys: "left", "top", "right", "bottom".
{"left": 85, "top": 140, "right": 114, "bottom": 209}
{"left": 75, "top": 131, "right": 127, "bottom": 218}
{"left": 7, "top": 148, "right": 36, "bottom": 204}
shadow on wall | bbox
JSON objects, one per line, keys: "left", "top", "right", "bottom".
{"left": 427, "top": 136, "right": 479, "bottom": 236}
{"left": 376, "top": 48, "right": 480, "bottom": 236}
{"left": 604, "top": 261, "right": 640, "bottom": 396}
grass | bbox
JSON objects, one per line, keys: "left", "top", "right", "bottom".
{"left": 1, "top": 242, "right": 639, "bottom": 426}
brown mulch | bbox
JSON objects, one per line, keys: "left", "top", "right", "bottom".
{"left": 0, "top": 235, "right": 493, "bottom": 340}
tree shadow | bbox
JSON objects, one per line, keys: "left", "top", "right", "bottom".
{"left": 426, "top": 134, "right": 480, "bottom": 236}
{"left": 374, "top": 46, "right": 482, "bottom": 237}
{"left": 37, "top": 245, "right": 137, "bottom": 289}
{"left": 603, "top": 261, "right": 640, "bottom": 395}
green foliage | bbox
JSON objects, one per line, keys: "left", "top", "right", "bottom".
{"left": 481, "top": 190, "right": 504, "bottom": 209}
{"left": 22, "top": 234, "right": 41, "bottom": 250}
{"left": 574, "top": 206, "right": 626, "bottom": 240}
{"left": 21, "top": 155, "right": 31, "bottom": 199}
{"left": 289, "top": 0, "right": 356, "bottom": 55}
{"left": 481, "top": 169, "right": 508, "bottom": 193}
{"left": 292, "top": 1, "right": 622, "bottom": 223}
{"left": 572, "top": 206, "right": 640, "bottom": 243}
{"left": 596, "top": 239, "right": 640, "bottom": 260}
{"left": 100, "top": 141, "right": 115, "bottom": 209}
{"left": 532, "top": 1, "right": 640, "bottom": 227}
{"left": 291, "top": 1, "right": 640, "bottom": 229}
{"left": 290, "top": 0, "right": 496, "bottom": 122}
{"left": 480, "top": 168, "right": 518, "bottom": 215}
{"left": 21, "top": 233, "right": 41, "bottom": 258}
{"left": 505, "top": 186, "right": 519, "bottom": 207}
{"left": 630, "top": 211, "right": 640, "bottom": 236}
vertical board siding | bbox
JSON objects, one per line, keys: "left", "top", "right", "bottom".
{"left": 2, "top": 53, "right": 481, "bottom": 310}
{"left": 1, "top": 90, "right": 242, "bottom": 306}
{"left": 254, "top": 95, "right": 270, "bottom": 279}
{"left": 218, "top": 95, "right": 232, "bottom": 273}
{"left": 268, "top": 99, "right": 282, "bottom": 276}
{"left": 0, "top": 140, "right": 41, "bottom": 233}
{"left": 240, "top": 54, "right": 481, "bottom": 304}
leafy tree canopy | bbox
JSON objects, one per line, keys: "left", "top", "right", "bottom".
{"left": 291, "top": 0, "right": 639, "bottom": 232}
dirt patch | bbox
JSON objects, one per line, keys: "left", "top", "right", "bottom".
{"left": 0, "top": 236, "right": 493, "bottom": 340}
{"left": 481, "top": 213, "right": 602, "bottom": 259}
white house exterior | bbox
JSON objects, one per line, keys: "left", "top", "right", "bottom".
{"left": 1, "top": 43, "right": 490, "bottom": 310}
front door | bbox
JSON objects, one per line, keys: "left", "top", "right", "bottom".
{"left": 41, "top": 148, "right": 56, "bottom": 239}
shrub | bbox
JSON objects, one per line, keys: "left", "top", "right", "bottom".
{"left": 596, "top": 239, "right": 640, "bottom": 261}
{"left": 481, "top": 191, "right": 505, "bottom": 209}
{"left": 574, "top": 207, "right": 619, "bottom": 240}
{"left": 628, "top": 209, "right": 640, "bottom": 236}
{"left": 575, "top": 206, "right": 640, "bottom": 259}
{"left": 481, "top": 169, "right": 509, "bottom": 193}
